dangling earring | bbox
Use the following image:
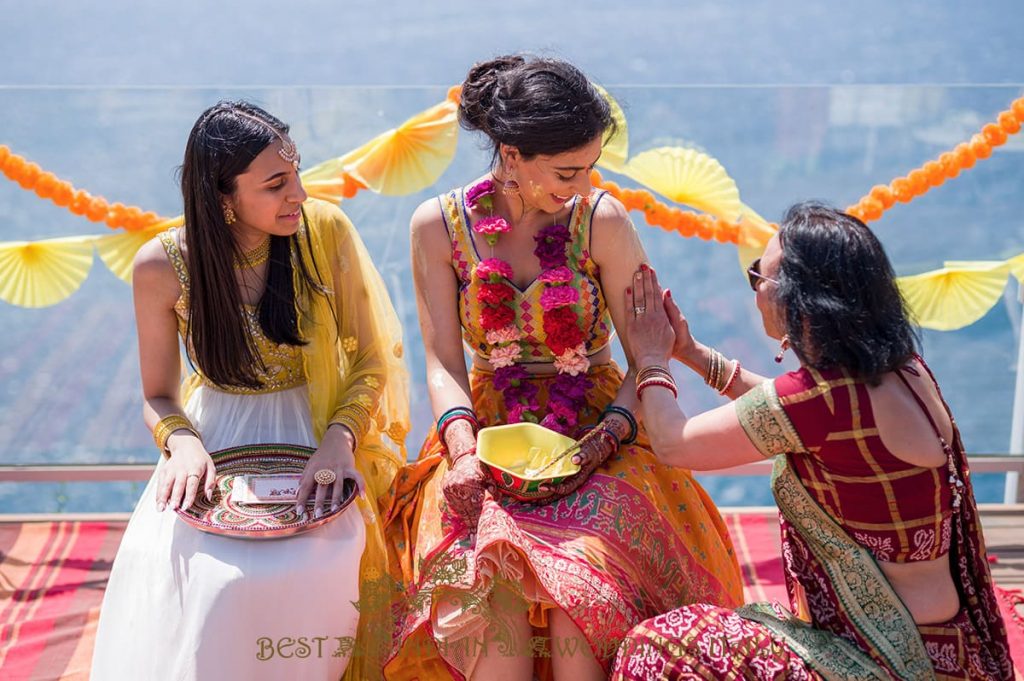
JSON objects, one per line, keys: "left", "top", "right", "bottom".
{"left": 502, "top": 177, "right": 520, "bottom": 198}
{"left": 223, "top": 204, "right": 236, "bottom": 225}
{"left": 774, "top": 335, "right": 790, "bottom": 363}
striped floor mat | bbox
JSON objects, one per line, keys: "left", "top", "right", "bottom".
{"left": 0, "top": 516, "right": 1020, "bottom": 679}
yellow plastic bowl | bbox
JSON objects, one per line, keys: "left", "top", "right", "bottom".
{"left": 476, "top": 423, "right": 580, "bottom": 501}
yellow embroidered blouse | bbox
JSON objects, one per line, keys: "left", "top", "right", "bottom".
{"left": 158, "top": 230, "right": 307, "bottom": 395}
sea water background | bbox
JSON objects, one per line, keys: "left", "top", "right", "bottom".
{"left": 1, "top": 0, "right": 1023, "bottom": 511}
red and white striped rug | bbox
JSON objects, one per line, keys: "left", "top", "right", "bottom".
{"left": 0, "top": 515, "right": 1020, "bottom": 679}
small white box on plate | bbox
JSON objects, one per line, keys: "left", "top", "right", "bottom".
{"left": 230, "top": 474, "right": 303, "bottom": 504}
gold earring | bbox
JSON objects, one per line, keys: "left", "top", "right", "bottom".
{"left": 502, "top": 178, "right": 520, "bottom": 197}
{"left": 223, "top": 204, "right": 236, "bottom": 225}
{"left": 774, "top": 335, "right": 790, "bottom": 363}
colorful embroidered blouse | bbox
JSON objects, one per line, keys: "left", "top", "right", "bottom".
{"left": 442, "top": 187, "right": 613, "bottom": 363}
{"left": 736, "top": 365, "right": 954, "bottom": 563}
{"left": 158, "top": 229, "right": 307, "bottom": 395}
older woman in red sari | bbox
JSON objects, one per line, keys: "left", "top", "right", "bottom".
{"left": 608, "top": 202, "right": 1014, "bottom": 679}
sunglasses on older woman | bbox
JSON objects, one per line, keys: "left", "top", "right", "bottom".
{"left": 747, "top": 258, "right": 779, "bottom": 291}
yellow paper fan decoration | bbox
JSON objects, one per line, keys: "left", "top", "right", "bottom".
{"left": 593, "top": 85, "right": 629, "bottom": 173}
{"left": 735, "top": 201, "right": 779, "bottom": 272}
{"left": 1006, "top": 252, "right": 1024, "bottom": 283}
{"left": 897, "top": 260, "right": 1010, "bottom": 331}
{"left": 623, "top": 147, "right": 742, "bottom": 222}
{"left": 303, "top": 99, "right": 459, "bottom": 198}
{"left": 95, "top": 225, "right": 164, "bottom": 282}
{"left": 0, "top": 236, "right": 95, "bottom": 308}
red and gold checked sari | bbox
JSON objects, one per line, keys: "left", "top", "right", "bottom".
{"left": 612, "top": 361, "right": 1015, "bottom": 681}
{"left": 381, "top": 365, "right": 744, "bottom": 680}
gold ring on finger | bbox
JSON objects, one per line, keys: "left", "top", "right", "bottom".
{"left": 314, "top": 469, "right": 337, "bottom": 486}
{"left": 186, "top": 473, "right": 201, "bottom": 479}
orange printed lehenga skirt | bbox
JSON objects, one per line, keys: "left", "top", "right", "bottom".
{"left": 381, "top": 364, "right": 743, "bottom": 680}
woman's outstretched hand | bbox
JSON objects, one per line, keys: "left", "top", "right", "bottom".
{"left": 624, "top": 265, "right": 676, "bottom": 367}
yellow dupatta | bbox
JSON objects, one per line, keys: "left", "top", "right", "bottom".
{"left": 181, "top": 198, "right": 409, "bottom": 679}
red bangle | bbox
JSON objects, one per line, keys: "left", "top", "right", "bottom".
{"left": 636, "top": 377, "right": 678, "bottom": 401}
{"left": 439, "top": 414, "right": 478, "bottom": 451}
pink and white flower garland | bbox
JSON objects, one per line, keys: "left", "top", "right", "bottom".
{"left": 469, "top": 179, "right": 592, "bottom": 435}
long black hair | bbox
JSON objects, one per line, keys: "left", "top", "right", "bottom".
{"left": 776, "top": 201, "right": 919, "bottom": 385}
{"left": 179, "top": 100, "right": 322, "bottom": 389}
{"left": 458, "top": 55, "right": 616, "bottom": 163}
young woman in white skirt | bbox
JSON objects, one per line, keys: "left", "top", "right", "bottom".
{"left": 91, "top": 101, "right": 408, "bottom": 681}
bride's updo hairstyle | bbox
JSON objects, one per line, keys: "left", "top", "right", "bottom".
{"left": 458, "top": 55, "right": 615, "bottom": 164}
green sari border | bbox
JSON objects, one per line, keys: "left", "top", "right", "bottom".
{"left": 735, "top": 602, "right": 889, "bottom": 681}
{"left": 735, "top": 380, "right": 807, "bottom": 458}
{"left": 737, "top": 455, "right": 936, "bottom": 680}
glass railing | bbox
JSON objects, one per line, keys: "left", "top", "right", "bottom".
{"left": 2, "top": 85, "right": 1023, "bottom": 512}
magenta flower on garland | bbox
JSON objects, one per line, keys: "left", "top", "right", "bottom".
{"left": 549, "top": 371, "right": 592, "bottom": 404}
{"left": 476, "top": 258, "right": 514, "bottom": 283}
{"left": 538, "top": 266, "right": 574, "bottom": 284}
{"left": 493, "top": 365, "right": 532, "bottom": 392}
{"left": 534, "top": 224, "right": 572, "bottom": 269}
{"left": 473, "top": 215, "right": 512, "bottom": 246}
{"left": 466, "top": 179, "right": 495, "bottom": 210}
{"left": 539, "top": 285, "right": 580, "bottom": 311}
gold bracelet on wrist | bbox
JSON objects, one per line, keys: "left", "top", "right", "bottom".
{"left": 328, "top": 402, "right": 373, "bottom": 449}
{"left": 153, "top": 414, "right": 201, "bottom": 458}
{"left": 704, "top": 349, "right": 729, "bottom": 392}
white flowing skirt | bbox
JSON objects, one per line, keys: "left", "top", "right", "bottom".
{"left": 90, "top": 384, "right": 366, "bottom": 681}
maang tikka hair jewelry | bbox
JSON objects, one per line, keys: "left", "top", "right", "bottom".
{"left": 276, "top": 135, "right": 299, "bottom": 167}
{"left": 233, "top": 110, "right": 300, "bottom": 170}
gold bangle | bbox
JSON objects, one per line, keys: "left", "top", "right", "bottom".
{"left": 328, "top": 403, "right": 372, "bottom": 446}
{"left": 703, "top": 351, "right": 715, "bottom": 385}
{"left": 707, "top": 352, "right": 738, "bottom": 393}
{"left": 153, "top": 415, "right": 200, "bottom": 458}
{"left": 704, "top": 349, "right": 728, "bottom": 391}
